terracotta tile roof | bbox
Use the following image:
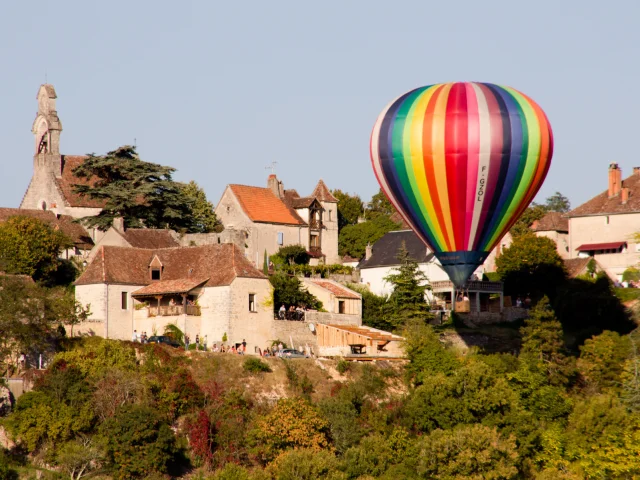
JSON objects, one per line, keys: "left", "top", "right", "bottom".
{"left": 132, "top": 277, "right": 209, "bottom": 296}
{"left": 531, "top": 212, "right": 568, "bottom": 232}
{"left": 75, "top": 243, "right": 266, "bottom": 287}
{"left": 292, "top": 197, "right": 316, "bottom": 208}
{"left": 311, "top": 180, "right": 338, "bottom": 203}
{"left": 564, "top": 258, "right": 591, "bottom": 278}
{"left": 229, "top": 185, "right": 306, "bottom": 225}
{"left": 121, "top": 229, "right": 179, "bottom": 249}
{"left": 57, "top": 155, "right": 106, "bottom": 208}
{"left": 575, "top": 242, "right": 626, "bottom": 251}
{"left": 0, "top": 208, "right": 93, "bottom": 249}
{"left": 309, "top": 279, "right": 361, "bottom": 299}
{"left": 389, "top": 211, "right": 411, "bottom": 229}
{"left": 568, "top": 172, "right": 640, "bottom": 217}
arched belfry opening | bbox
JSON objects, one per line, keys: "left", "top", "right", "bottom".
{"left": 31, "top": 84, "right": 62, "bottom": 175}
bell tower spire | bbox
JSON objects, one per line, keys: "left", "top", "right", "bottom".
{"left": 32, "top": 84, "right": 62, "bottom": 176}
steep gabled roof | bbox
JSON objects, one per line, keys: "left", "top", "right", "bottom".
{"left": 359, "top": 230, "right": 433, "bottom": 269}
{"left": 563, "top": 258, "right": 592, "bottom": 278}
{"left": 56, "top": 155, "right": 106, "bottom": 208}
{"left": 531, "top": 212, "right": 569, "bottom": 233}
{"left": 311, "top": 180, "right": 338, "bottom": 203}
{"left": 75, "top": 244, "right": 266, "bottom": 287}
{"left": 0, "top": 208, "right": 93, "bottom": 249}
{"left": 229, "top": 185, "right": 306, "bottom": 225}
{"left": 121, "top": 229, "right": 179, "bottom": 249}
{"left": 568, "top": 172, "right": 640, "bottom": 217}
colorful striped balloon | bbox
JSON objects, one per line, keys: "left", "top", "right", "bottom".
{"left": 371, "top": 82, "right": 553, "bottom": 286}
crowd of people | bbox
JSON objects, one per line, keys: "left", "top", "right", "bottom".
{"left": 277, "top": 304, "right": 309, "bottom": 321}
{"left": 131, "top": 330, "right": 149, "bottom": 343}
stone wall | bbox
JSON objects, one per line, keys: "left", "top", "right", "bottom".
{"left": 305, "top": 311, "right": 361, "bottom": 326}
{"left": 271, "top": 320, "right": 319, "bottom": 352}
{"left": 178, "top": 229, "right": 245, "bottom": 251}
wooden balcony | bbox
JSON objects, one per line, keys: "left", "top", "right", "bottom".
{"left": 148, "top": 305, "right": 201, "bottom": 317}
{"left": 309, "top": 219, "right": 323, "bottom": 229}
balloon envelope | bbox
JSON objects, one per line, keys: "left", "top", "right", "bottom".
{"left": 371, "top": 82, "right": 553, "bottom": 286}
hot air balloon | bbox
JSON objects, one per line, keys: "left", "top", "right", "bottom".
{"left": 371, "top": 82, "right": 553, "bottom": 286}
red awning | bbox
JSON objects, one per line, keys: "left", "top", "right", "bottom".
{"left": 576, "top": 242, "right": 626, "bottom": 251}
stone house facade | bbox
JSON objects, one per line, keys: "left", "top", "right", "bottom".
{"left": 74, "top": 244, "right": 275, "bottom": 354}
{"left": 566, "top": 163, "right": 640, "bottom": 280}
{"left": 300, "top": 278, "right": 362, "bottom": 317}
{"left": 215, "top": 174, "right": 340, "bottom": 267}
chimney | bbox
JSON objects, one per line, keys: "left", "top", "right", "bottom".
{"left": 113, "top": 216, "right": 125, "bottom": 232}
{"left": 365, "top": 243, "right": 373, "bottom": 261}
{"left": 608, "top": 163, "right": 622, "bottom": 198}
{"left": 267, "top": 174, "right": 279, "bottom": 197}
{"left": 634, "top": 167, "right": 640, "bottom": 176}
{"left": 622, "top": 187, "right": 630, "bottom": 204}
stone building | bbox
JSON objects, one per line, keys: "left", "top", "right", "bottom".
{"left": 20, "top": 85, "right": 104, "bottom": 231}
{"left": 215, "top": 174, "right": 340, "bottom": 266}
{"left": 566, "top": 163, "right": 640, "bottom": 280}
{"left": 74, "top": 243, "right": 274, "bottom": 353}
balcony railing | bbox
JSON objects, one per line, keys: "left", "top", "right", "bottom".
{"left": 148, "top": 305, "right": 201, "bottom": 317}
{"left": 309, "top": 246, "right": 322, "bottom": 256}
{"left": 309, "top": 219, "right": 323, "bottom": 229}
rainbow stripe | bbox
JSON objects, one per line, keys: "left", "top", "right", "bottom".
{"left": 371, "top": 82, "right": 553, "bottom": 285}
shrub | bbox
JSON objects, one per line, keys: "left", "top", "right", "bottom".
{"left": 251, "top": 397, "right": 331, "bottom": 463}
{"left": 336, "top": 359, "right": 350, "bottom": 375}
{"left": 243, "top": 357, "right": 272, "bottom": 374}
{"left": 267, "top": 449, "right": 343, "bottom": 480}
{"left": 100, "top": 405, "right": 176, "bottom": 479}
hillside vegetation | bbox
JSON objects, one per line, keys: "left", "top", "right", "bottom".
{"left": 2, "top": 297, "right": 640, "bottom": 479}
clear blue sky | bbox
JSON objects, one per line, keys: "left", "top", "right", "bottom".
{"left": 1, "top": 0, "right": 637, "bottom": 210}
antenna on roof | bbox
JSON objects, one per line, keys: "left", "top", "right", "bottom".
{"left": 265, "top": 161, "right": 278, "bottom": 174}
{"left": 45, "top": 71, "right": 47, "bottom": 83}
{"left": 134, "top": 138, "right": 137, "bottom": 147}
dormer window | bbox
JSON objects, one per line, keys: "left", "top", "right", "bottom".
{"left": 149, "top": 255, "right": 163, "bottom": 281}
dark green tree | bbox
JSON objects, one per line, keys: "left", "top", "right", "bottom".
{"left": 384, "top": 243, "right": 432, "bottom": 329}
{"left": 100, "top": 405, "right": 176, "bottom": 479}
{"left": 339, "top": 215, "right": 400, "bottom": 258}
{"left": 496, "top": 234, "right": 565, "bottom": 299}
{"left": 271, "top": 245, "right": 310, "bottom": 266}
{"left": 0, "top": 216, "right": 72, "bottom": 283}
{"left": 347, "top": 283, "right": 391, "bottom": 331}
{"left": 544, "top": 191, "right": 571, "bottom": 213}
{"left": 179, "top": 180, "right": 222, "bottom": 233}
{"left": 72, "top": 145, "right": 197, "bottom": 232}
{"left": 269, "top": 273, "right": 322, "bottom": 314}
{"left": 332, "top": 189, "right": 364, "bottom": 231}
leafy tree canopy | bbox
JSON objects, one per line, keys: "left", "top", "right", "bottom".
{"left": 510, "top": 204, "right": 548, "bottom": 238}
{"left": 0, "top": 216, "right": 73, "bottom": 283}
{"left": 332, "top": 189, "right": 364, "bottom": 231}
{"left": 338, "top": 214, "right": 400, "bottom": 259}
{"left": 269, "top": 273, "right": 322, "bottom": 313}
{"left": 271, "top": 244, "right": 310, "bottom": 266}
{"left": 496, "top": 234, "right": 565, "bottom": 298}
{"left": 545, "top": 191, "right": 571, "bottom": 213}
{"left": 366, "top": 189, "right": 395, "bottom": 219}
{"left": 72, "top": 146, "right": 202, "bottom": 232}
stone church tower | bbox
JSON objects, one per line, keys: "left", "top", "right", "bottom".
{"left": 20, "top": 85, "right": 103, "bottom": 221}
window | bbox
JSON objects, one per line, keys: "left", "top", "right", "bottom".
{"left": 310, "top": 234, "right": 320, "bottom": 247}
{"left": 338, "top": 300, "right": 345, "bottom": 314}
{"left": 121, "top": 291, "right": 128, "bottom": 310}
{"left": 605, "top": 216, "right": 610, "bottom": 225}
{"left": 328, "top": 209, "right": 332, "bottom": 221}
{"left": 151, "top": 268, "right": 161, "bottom": 280}
{"left": 277, "top": 232, "right": 284, "bottom": 245}
{"left": 249, "top": 294, "right": 256, "bottom": 312}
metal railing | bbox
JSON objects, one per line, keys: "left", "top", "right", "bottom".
{"left": 276, "top": 311, "right": 306, "bottom": 321}
{"left": 431, "top": 280, "right": 503, "bottom": 292}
